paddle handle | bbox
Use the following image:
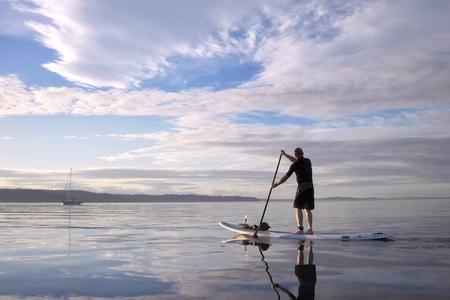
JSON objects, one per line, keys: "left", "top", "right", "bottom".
{"left": 254, "top": 152, "right": 283, "bottom": 237}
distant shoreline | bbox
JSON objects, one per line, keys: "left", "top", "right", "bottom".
{"left": 0, "top": 188, "right": 259, "bottom": 203}
{"left": 0, "top": 188, "right": 448, "bottom": 203}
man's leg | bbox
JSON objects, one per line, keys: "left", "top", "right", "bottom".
{"left": 306, "top": 241, "right": 313, "bottom": 264}
{"left": 294, "top": 208, "right": 303, "bottom": 233}
{"left": 297, "top": 243, "right": 304, "bottom": 265}
{"left": 305, "top": 209, "right": 313, "bottom": 234}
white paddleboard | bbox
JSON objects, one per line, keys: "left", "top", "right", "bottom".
{"left": 219, "top": 221, "right": 391, "bottom": 241}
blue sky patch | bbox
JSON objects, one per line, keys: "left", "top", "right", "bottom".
{"left": 0, "top": 115, "right": 173, "bottom": 168}
{"left": 0, "top": 115, "right": 173, "bottom": 138}
{"left": 234, "top": 110, "right": 317, "bottom": 127}
{"left": 141, "top": 54, "right": 262, "bottom": 92}
{"left": 0, "top": 35, "right": 71, "bottom": 87}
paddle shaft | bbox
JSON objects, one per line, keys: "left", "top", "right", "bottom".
{"left": 254, "top": 152, "right": 283, "bottom": 237}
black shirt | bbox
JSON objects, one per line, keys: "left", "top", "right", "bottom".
{"left": 286, "top": 157, "right": 313, "bottom": 185}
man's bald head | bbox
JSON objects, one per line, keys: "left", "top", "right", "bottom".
{"left": 294, "top": 147, "right": 304, "bottom": 159}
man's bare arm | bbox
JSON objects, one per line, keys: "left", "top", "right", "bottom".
{"left": 272, "top": 174, "right": 289, "bottom": 188}
{"left": 281, "top": 150, "right": 296, "bottom": 162}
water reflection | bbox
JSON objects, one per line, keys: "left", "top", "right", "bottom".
{"left": 1, "top": 201, "right": 448, "bottom": 299}
{"left": 258, "top": 242, "right": 281, "bottom": 299}
{"left": 224, "top": 237, "right": 317, "bottom": 300}
{"left": 274, "top": 241, "right": 316, "bottom": 300}
{"left": 65, "top": 206, "right": 72, "bottom": 250}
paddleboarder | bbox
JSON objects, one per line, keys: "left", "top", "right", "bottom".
{"left": 272, "top": 148, "right": 315, "bottom": 234}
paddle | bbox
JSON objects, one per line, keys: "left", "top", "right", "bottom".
{"left": 254, "top": 152, "right": 283, "bottom": 238}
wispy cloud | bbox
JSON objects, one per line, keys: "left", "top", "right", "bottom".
{"left": 64, "top": 135, "right": 87, "bottom": 140}
{"left": 94, "top": 133, "right": 156, "bottom": 141}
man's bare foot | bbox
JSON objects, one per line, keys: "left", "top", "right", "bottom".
{"left": 305, "top": 228, "right": 314, "bottom": 235}
{"left": 294, "top": 226, "right": 304, "bottom": 234}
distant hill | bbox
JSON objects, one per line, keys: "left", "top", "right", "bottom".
{"left": 0, "top": 188, "right": 259, "bottom": 203}
{"left": 0, "top": 189, "right": 447, "bottom": 203}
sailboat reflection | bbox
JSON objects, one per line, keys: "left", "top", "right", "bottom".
{"left": 223, "top": 237, "right": 317, "bottom": 300}
{"left": 66, "top": 206, "right": 72, "bottom": 251}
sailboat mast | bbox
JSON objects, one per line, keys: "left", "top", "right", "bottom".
{"left": 62, "top": 168, "right": 81, "bottom": 205}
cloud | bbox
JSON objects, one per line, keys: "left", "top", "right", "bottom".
{"left": 94, "top": 133, "right": 157, "bottom": 141}
{"left": 63, "top": 135, "right": 87, "bottom": 140}
{"left": 10, "top": 0, "right": 270, "bottom": 88}
{"left": 0, "top": 75, "right": 36, "bottom": 115}
{"left": 249, "top": 0, "right": 450, "bottom": 117}
{"left": 3, "top": 1, "right": 449, "bottom": 116}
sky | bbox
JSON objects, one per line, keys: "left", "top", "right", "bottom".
{"left": 0, "top": 0, "right": 449, "bottom": 198}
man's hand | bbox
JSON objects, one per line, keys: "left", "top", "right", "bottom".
{"left": 272, "top": 182, "right": 279, "bottom": 188}
{"left": 281, "top": 149, "right": 286, "bottom": 156}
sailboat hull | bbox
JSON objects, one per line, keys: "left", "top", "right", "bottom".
{"left": 62, "top": 200, "right": 82, "bottom": 205}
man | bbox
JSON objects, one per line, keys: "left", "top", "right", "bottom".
{"left": 272, "top": 148, "right": 314, "bottom": 234}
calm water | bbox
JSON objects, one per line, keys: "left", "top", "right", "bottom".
{"left": 1, "top": 198, "right": 449, "bottom": 299}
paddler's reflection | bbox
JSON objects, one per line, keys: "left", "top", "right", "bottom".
{"left": 274, "top": 241, "right": 316, "bottom": 300}
{"left": 226, "top": 237, "right": 317, "bottom": 299}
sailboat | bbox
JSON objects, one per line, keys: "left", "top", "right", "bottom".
{"left": 62, "top": 168, "right": 82, "bottom": 205}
